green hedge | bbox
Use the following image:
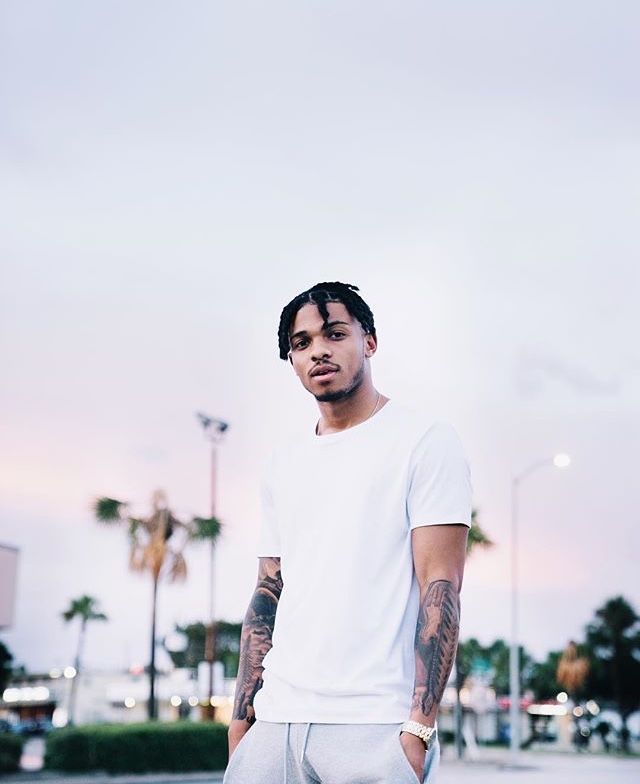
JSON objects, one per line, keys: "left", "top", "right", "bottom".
{"left": 0, "top": 732, "right": 24, "bottom": 773}
{"left": 45, "top": 722, "right": 229, "bottom": 773}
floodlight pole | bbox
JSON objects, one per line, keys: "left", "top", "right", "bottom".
{"left": 196, "top": 412, "right": 229, "bottom": 720}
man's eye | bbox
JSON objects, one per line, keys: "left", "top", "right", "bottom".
{"left": 293, "top": 340, "right": 308, "bottom": 350}
{"left": 330, "top": 331, "right": 345, "bottom": 339}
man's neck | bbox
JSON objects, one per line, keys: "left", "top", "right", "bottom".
{"left": 315, "top": 386, "right": 388, "bottom": 435}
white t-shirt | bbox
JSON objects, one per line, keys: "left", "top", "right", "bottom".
{"left": 253, "top": 399, "right": 472, "bottom": 723}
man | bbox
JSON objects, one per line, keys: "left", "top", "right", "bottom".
{"left": 225, "top": 282, "right": 472, "bottom": 783}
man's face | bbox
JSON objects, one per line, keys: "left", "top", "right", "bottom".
{"left": 287, "top": 301, "right": 377, "bottom": 402}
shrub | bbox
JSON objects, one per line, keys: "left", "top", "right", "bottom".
{"left": 45, "top": 722, "right": 228, "bottom": 773}
{"left": 0, "top": 732, "right": 24, "bottom": 773}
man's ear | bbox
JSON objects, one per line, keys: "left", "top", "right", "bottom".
{"left": 364, "top": 333, "right": 377, "bottom": 358}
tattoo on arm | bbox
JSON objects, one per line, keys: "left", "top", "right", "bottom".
{"left": 412, "top": 579, "right": 460, "bottom": 717}
{"left": 232, "top": 557, "right": 283, "bottom": 723}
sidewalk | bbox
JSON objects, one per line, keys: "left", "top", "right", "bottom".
{"left": 437, "top": 747, "right": 640, "bottom": 783}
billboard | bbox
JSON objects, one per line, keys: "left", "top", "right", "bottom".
{"left": 0, "top": 544, "right": 19, "bottom": 629}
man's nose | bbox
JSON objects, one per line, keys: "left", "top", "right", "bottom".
{"left": 310, "top": 340, "right": 332, "bottom": 362}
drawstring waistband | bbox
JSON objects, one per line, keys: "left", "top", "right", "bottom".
{"left": 283, "top": 722, "right": 312, "bottom": 783}
{"left": 284, "top": 723, "right": 290, "bottom": 784}
{"left": 300, "top": 722, "right": 311, "bottom": 763}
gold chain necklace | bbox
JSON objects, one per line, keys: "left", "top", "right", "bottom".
{"left": 316, "top": 391, "right": 382, "bottom": 435}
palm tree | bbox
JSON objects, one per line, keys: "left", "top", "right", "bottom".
{"left": 190, "top": 515, "right": 222, "bottom": 719}
{"left": 556, "top": 640, "right": 589, "bottom": 698}
{"left": 454, "top": 509, "right": 494, "bottom": 758}
{"left": 61, "top": 595, "right": 107, "bottom": 725}
{"left": 93, "top": 489, "right": 218, "bottom": 719}
{"left": 585, "top": 596, "right": 640, "bottom": 751}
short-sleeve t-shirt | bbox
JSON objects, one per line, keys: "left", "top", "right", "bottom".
{"left": 253, "top": 399, "right": 472, "bottom": 723}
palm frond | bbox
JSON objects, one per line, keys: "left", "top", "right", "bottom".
{"left": 466, "top": 509, "right": 494, "bottom": 555}
{"left": 168, "top": 552, "right": 188, "bottom": 583}
{"left": 128, "top": 518, "right": 142, "bottom": 543}
{"left": 61, "top": 595, "right": 108, "bottom": 623}
{"left": 94, "top": 497, "right": 127, "bottom": 523}
{"left": 129, "top": 544, "right": 148, "bottom": 573}
{"left": 190, "top": 516, "right": 222, "bottom": 542}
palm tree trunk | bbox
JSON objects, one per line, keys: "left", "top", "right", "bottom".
{"left": 67, "top": 620, "right": 86, "bottom": 725}
{"left": 149, "top": 575, "right": 159, "bottom": 720}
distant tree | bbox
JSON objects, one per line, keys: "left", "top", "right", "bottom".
{"left": 215, "top": 620, "right": 243, "bottom": 676}
{"left": 165, "top": 620, "right": 242, "bottom": 677}
{"left": 585, "top": 596, "right": 640, "bottom": 752}
{"left": 458, "top": 638, "right": 535, "bottom": 695}
{"left": 166, "top": 622, "right": 206, "bottom": 671}
{"left": 527, "top": 650, "right": 562, "bottom": 701}
{"left": 61, "top": 595, "right": 107, "bottom": 724}
{"left": 456, "top": 638, "right": 486, "bottom": 685}
{"left": 94, "top": 489, "right": 218, "bottom": 719}
{"left": 0, "top": 640, "right": 13, "bottom": 692}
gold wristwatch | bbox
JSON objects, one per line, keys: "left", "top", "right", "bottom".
{"left": 400, "top": 721, "right": 437, "bottom": 750}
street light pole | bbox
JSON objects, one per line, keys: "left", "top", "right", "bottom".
{"left": 206, "top": 438, "right": 218, "bottom": 717}
{"left": 509, "top": 454, "right": 570, "bottom": 761}
{"left": 196, "top": 412, "right": 229, "bottom": 720}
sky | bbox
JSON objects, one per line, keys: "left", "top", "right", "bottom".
{"left": 1, "top": 1, "right": 639, "bottom": 675}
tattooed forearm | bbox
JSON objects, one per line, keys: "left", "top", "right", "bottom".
{"left": 412, "top": 579, "right": 460, "bottom": 718}
{"left": 232, "top": 557, "right": 283, "bottom": 723}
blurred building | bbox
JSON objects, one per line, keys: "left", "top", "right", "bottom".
{"left": 1, "top": 666, "right": 235, "bottom": 727}
{"left": 0, "top": 543, "right": 19, "bottom": 630}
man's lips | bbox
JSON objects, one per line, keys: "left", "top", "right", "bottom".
{"left": 310, "top": 364, "right": 339, "bottom": 378}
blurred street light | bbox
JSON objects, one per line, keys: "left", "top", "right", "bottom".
{"left": 510, "top": 453, "right": 570, "bottom": 760}
{"left": 195, "top": 411, "right": 229, "bottom": 720}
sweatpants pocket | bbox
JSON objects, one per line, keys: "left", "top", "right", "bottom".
{"left": 393, "top": 730, "right": 423, "bottom": 784}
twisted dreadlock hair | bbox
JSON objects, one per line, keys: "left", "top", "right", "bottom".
{"left": 277, "top": 282, "right": 376, "bottom": 360}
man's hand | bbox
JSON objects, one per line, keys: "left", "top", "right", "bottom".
{"left": 228, "top": 718, "right": 252, "bottom": 760}
{"left": 399, "top": 731, "right": 426, "bottom": 781}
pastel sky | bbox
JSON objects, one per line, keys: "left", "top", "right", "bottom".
{"left": 1, "top": 1, "right": 638, "bottom": 674}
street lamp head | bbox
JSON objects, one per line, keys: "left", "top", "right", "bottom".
{"left": 196, "top": 412, "right": 229, "bottom": 436}
{"left": 196, "top": 412, "right": 213, "bottom": 429}
{"left": 553, "top": 453, "right": 571, "bottom": 469}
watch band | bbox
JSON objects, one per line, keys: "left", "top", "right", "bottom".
{"left": 400, "top": 720, "right": 437, "bottom": 749}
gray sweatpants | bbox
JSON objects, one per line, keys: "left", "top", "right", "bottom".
{"left": 223, "top": 721, "right": 440, "bottom": 784}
